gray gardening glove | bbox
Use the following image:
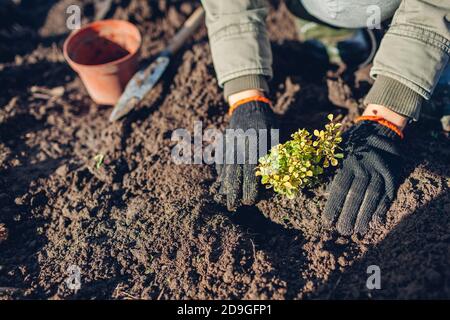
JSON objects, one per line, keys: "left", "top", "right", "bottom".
{"left": 217, "top": 100, "right": 276, "bottom": 211}
{"left": 323, "top": 119, "right": 403, "bottom": 235}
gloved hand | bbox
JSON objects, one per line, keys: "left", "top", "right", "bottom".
{"left": 323, "top": 118, "right": 403, "bottom": 235}
{"left": 217, "top": 99, "right": 276, "bottom": 211}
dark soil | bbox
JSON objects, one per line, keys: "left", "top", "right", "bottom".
{"left": 1, "top": 0, "right": 449, "bottom": 300}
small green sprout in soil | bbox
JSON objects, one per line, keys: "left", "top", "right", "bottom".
{"left": 256, "top": 114, "right": 343, "bottom": 199}
{"left": 93, "top": 154, "right": 105, "bottom": 170}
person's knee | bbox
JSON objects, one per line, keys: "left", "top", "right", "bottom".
{"left": 300, "top": 0, "right": 401, "bottom": 29}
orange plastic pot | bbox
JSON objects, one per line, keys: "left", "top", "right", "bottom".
{"left": 63, "top": 20, "right": 142, "bottom": 105}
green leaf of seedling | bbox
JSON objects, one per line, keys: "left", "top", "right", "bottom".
{"left": 93, "top": 154, "right": 105, "bottom": 170}
{"left": 255, "top": 114, "right": 344, "bottom": 198}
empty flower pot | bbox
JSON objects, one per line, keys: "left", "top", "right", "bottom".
{"left": 63, "top": 20, "right": 142, "bottom": 105}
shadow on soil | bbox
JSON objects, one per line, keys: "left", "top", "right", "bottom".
{"left": 0, "top": 158, "right": 63, "bottom": 297}
{"left": 0, "top": 106, "right": 64, "bottom": 297}
{"left": 231, "top": 206, "right": 308, "bottom": 298}
{"left": 320, "top": 125, "right": 450, "bottom": 299}
{"left": 318, "top": 190, "right": 450, "bottom": 299}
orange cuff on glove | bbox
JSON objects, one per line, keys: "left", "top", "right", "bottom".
{"left": 228, "top": 96, "right": 272, "bottom": 116}
{"left": 356, "top": 116, "right": 404, "bottom": 139}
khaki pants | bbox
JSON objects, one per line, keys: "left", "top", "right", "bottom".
{"left": 202, "top": 0, "right": 450, "bottom": 120}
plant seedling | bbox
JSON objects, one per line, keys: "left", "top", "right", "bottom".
{"left": 256, "top": 114, "right": 343, "bottom": 199}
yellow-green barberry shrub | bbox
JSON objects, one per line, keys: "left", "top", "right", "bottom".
{"left": 256, "top": 114, "right": 343, "bottom": 199}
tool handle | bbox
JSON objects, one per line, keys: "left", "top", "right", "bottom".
{"left": 165, "top": 6, "right": 205, "bottom": 55}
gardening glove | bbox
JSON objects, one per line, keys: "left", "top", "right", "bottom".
{"left": 217, "top": 98, "right": 276, "bottom": 211}
{"left": 323, "top": 117, "right": 403, "bottom": 235}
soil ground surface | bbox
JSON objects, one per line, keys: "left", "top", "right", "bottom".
{"left": 0, "top": 0, "right": 449, "bottom": 299}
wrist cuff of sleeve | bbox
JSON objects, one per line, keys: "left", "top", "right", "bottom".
{"left": 364, "top": 75, "right": 423, "bottom": 121}
{"left": 223, "top": 75, "right": 270, "bottom": 101}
